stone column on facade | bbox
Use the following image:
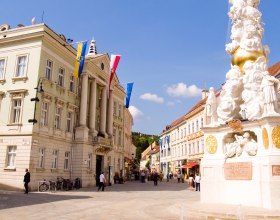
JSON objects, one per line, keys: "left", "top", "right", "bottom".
{"left": 89, "top": 78, "right": 97, "bottom": 136}
{"left": 75, "top": 73, "right": 89, "bottom": 141}
{"left": 99, "top": 86, "right": 107, "bottom": 136}
{"left": 79, "top": 73, "right": 88, "bottom": 126}
{"left": 106, "top": 90, "right": 113, "bottom": 137}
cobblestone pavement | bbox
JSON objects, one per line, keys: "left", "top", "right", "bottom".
{"left": 0, "top": 179, "right": 280, "bottom": 220}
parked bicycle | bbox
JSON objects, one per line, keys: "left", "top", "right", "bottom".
{"left": 38, "top": 179, "right": 56, "bottom": 192}
{"left": 56, "top": 176, "right": 73, "bottom": 191}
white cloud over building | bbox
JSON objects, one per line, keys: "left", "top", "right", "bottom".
{"left": 166, "top": 82, "right": 202, "bottom": 98}
{"left": 140, "top": 93, "right": 164, "bottom": 103}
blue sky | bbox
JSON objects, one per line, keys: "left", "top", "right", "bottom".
{"left": 1, "top": 1, "right": 280, "bottom": 135}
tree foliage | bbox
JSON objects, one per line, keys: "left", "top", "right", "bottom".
{"left": 132, "top": 132, "right": 159, "bottom": 162}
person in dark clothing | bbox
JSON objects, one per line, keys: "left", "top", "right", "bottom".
{"left": 153, "top": 172, "right": 158, "bottom": 186}
{"left": 24, "top": 169, "right": 30, "bottom": 194}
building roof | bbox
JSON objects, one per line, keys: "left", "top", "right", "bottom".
{"left": 268, "top": 61, "right": 280, "bottom": 77}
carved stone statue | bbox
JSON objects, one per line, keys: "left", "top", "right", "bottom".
{"left": 205, "top": 87, "right": 218, "bottom": 126}
{"left": 224, "top": 132, "right": 258, "bottom": 161}
{"left": 217, "top": 66, "right": 243, "bottom": 124}
{"left": 218, "top": 0, "right": 273, "bottom": 124}
{"left": 261, "top": 71, "right": 280, "bottom": 115}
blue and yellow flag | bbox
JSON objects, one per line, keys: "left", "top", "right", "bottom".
{"left": 74, "top": 41, "right": 87, "bottom": 78}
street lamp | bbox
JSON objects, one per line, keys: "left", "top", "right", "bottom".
{"left": 28, "top": 78, "right": 44, "bottom": 124}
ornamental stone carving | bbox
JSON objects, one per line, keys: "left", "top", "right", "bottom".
{"left": 206, "top": 135, "right": 218, "bottom": 154}
{"left": 262, "top": 127, "right": 269, "bottom": 149}
{"left": 272, "top": 126, "right": 280, "bottom": 149}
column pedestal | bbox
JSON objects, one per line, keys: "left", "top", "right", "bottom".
{"left": 75, "top": 126, "right": 89, "bottom": 142}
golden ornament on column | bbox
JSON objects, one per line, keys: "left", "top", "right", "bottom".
{"left": 272, "top": 126, "right": 280, "bottom": 149}
{"left": 262, "top": 127, "right": 269, "bottom": 149}
{"left": 231, "top": 47, "right": 266, "bottom": 74}
{"left": 206, "top": 135, "right": 218, "bottom": 154}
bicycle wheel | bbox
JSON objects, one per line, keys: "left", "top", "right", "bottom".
{"left": 50, "top": 183, "right": 56, "bottom": 193}
{"left": 39, "top": 183, "right": 49, "bottom": 192}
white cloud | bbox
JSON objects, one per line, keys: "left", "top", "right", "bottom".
{"left": 166, "top": 82, "right": 202, "bottom": 98}
{"left": 140, "top": 93, "right": 164, "bottom": 103}
{"left": 129, "top": 106, "right": 143, "bottom": 119}
{"left": 167, "top": 101, "right": 175, "bottom": 106}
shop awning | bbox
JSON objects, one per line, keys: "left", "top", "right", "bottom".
{"left": 181, "top": 162, "right": 198, "bottom": 169}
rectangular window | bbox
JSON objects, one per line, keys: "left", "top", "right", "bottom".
{"left": 118, "top": 130, "right": 122, "bottom": 145}
{"left": 16, "top": 56, "right": 27, "bottom": 77}
{"left": 0, "top": 59, "right": 6, "bottom": 79}
{"left": 87, "top": 153, "right": 92, "bottom": 170}
{"left": 38, "top": 148, "right": 45, "bottom": 168}
{"left": 201, "top": 139, "right": 204, "bottom": 153}
{"left": 69, "top": 74, "right": 75, "bottom": 92}
{"left": 66, "top": 111, "right": 73, "bottom": 132}
{"left": 118, "top": 104, "right": 122, "bottom": 117}
{"left": 7, "top": 146, "right": 16, "bottom": 167}
{"left": 192, "top": 122, "right": 194, "bottom": 133}
{"left": 196, "top": 120, "right": 199, "bottom": 131}
{"left": 58, "top": 67, "right": 65, "bottom": 87}
{"left": 11, "top": 99, "right": 22, "bottom": 124}
{"left": 113, "top": 102, "right": 117, "bottom": 115}
{"left": 201, "top": 118, "right": 204, "bottom": 128}
{"left": 40, "top": 102, "right": 49, "bottom": 126}
{"left": 113, "top": 129, "right": 116, "bottom": 145}
{"left": 188, "top": 124, "right": 190, "bottom": 134}
{"left": 52, "top": 150, "right": 58, "bottom": 169}
{"left": 45, "top": 59, "right": 53, "bottom": 80}
{"left": 64, "top": 151, "right": 70, "bottom": 170}
{"left": 54, "top": 107, "right": 62, "bottom": 129}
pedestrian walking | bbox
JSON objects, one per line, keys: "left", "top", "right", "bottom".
{"left": 154, "top": 172, "right": 158, "bottom": 186}
{"left": 188, "top": 175, "right": 194, "bottom": 190}
{"left": 195, "top": 173, "right": 201, "bottom": 191}
{"left": 23, "top": 168, "right": 30, "bottom": 194}
{"left": 177, "top": 171, "right": 181, "bottom": 183}
{"left": 98, "top": 171, "right": 106, "bottom": 191}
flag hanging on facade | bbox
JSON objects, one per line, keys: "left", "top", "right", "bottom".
{"left": 125, "top": 82, "right": 134, "bottom": 108}
{"left": 74, "top": 41, "right": 87, "bottom": 78}
{"left": 108, "top": 54, "right": 121, "bottom": 91}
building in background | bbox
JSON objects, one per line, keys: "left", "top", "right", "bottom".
{"left": 123, "top": 108, "right": 136, "bottom": 180}
{"left": 0, "top": 22, "right": 134, "bottom": 190}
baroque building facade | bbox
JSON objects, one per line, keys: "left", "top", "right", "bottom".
{"left": 0, "top": 23, "right": 133, "bottom": 190}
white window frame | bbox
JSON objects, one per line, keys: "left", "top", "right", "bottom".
{"left": 11, "top": 99, "right": 22, "bottom": 124}
{"left": 40, "top": 102, "right": 49, "bottom": 126}
{"left": 0, "top": 58, "right": 6, "bottom": 79}
{"left": 54, "top": 106, "right": 62, "bottom": 129}
{"left": 38, "top": 148, "right": 45, "bottom": 168}
{"left": 52, "top": 150, "right": 58, "bottom": 169}
{"left": 64, "top": 151, "right": 70, "bottom": 170}
{"left": 69, "top": 74, "right": 75, "bottom": 93}
{"left": 58, "top": 67, "right": 65, "bottom": 87}
{"left": 66, "top": 111, "right": 73, "bottom": 132}
{"left": 87, "top": 153, "right": 92, "bottom": 170}
{"left": 45, "top": 59, "right": 53, "bottom": 80}
{"left": 15, "top": 55, "right": 28, "bottom": 77}
{"left": 6, "top": 146, "right": 16, "bottom": 168}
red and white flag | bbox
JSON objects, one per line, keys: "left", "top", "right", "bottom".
{"left": 108, "top": 54, "right": 121, "bottom": 94}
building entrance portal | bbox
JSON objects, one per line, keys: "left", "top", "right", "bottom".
{"left": 96, "top": 155, "right": 103, "bottom": 186}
